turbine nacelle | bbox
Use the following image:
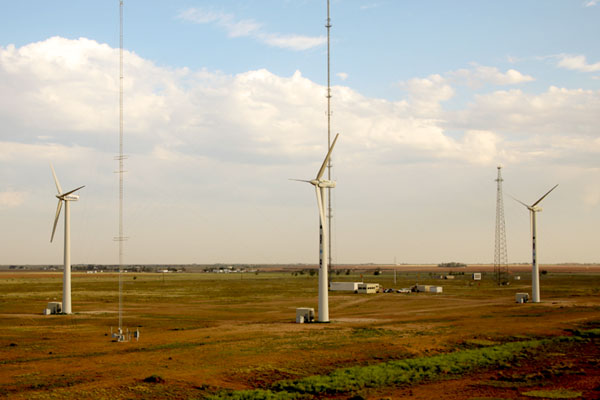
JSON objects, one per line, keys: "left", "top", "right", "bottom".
{"left": 312, "top": 179, "right": 336, "bottom": 188}
{"left": 57, "top": 194, "right": 81, "bottom": 202}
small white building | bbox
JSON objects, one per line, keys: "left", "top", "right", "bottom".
{"left": 515, "top": 293, "right": 529, "bottom": 303}
{"left": 357, "top": 283, "right": 380, "bottom": 294}
{"left": 43, "top": 301, "right": 62, "bottom": 315}
{"left": 330, "top": 282, "right": 363, "bottom": 292}
{"left": 429, "top": 286, "right": 443, "bottom": 293}
{"left": 296, "top": 307, "right": 315, "bottom": 323}
{"left": 472, "top": 273, "right": 482, "bottom": 281}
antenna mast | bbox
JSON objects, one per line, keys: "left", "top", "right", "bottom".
{"left": 115, "top": 0, "right": 128, "bottom": 332}
{"left": 326, "top": 0, "right": 333, "bottom": 278}
{"left": 494, "top": 165, "right": 509, "bottom": 285}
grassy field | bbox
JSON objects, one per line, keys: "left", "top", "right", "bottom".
{"left": 0, "top": 267, "right": 599, "bottom": 399}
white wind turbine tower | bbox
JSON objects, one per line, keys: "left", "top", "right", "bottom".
{"left": 50, "top": 165, "right": 85, "bottom": 314}
{"left": 292, "top": 133, "right": 340, "bottom": 323}
{"left": 512, "top": 184, "right": 558, "bottom": 303}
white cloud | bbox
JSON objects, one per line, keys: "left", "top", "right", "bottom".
{"left": 402, "top": 74, "right": 454, "bottom": 116}
{"left": 177, "top": 8, "right": 325, "bottom": 51}
{"left": 2, "top": 37, "right": 600, "bottom": 264}
{"left": 336, "top": 72, "right": 349, "bottom": 81}
{"left": 360, "top": 3, "right": 382, "bottom": 10}
{"left": 556, "top": 54, "right": 600, "bottom": 72}
{"left": 584, "top": 0, "right": 598, "bottom": 7}
{"left": 452, "top": 86, "right": 600, "bottom": 140}
{"left": 0, "top": 190, "right": 26, "bottom": 208}
{"left": 258, "top": 33, "right": 327, "bottom": 51}
{"left": 5, "top": 37, "right": 599, "bottom": 173}
{"left": 450, "top": 65, "right": 534, "bottom": 88}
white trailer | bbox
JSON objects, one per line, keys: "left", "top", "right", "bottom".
{"left": 330, "top": 282, "right": 363, "bottom": 292}
{"left": 416, "top": 285, "right": 431, "bottom": 292}
{"left": 357, "top": 283, "right": 379, "bottom": 294}
{"left": 429, "top": 286, "right": 443, "bottom": 293}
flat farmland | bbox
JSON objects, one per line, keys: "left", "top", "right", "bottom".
{"left": 1, "top": 266, "right": 599, "bottom": 399}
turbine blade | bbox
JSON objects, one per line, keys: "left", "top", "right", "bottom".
{"left": 289, "top": 179, "right": 312, "bottom": 183}
{"left": 508, "top": 194, "right": 530, "bottom": 209}
{"left": 316, "top": 133, "right": 340, "bottom": 180}
{"left": 61, "top": 185, "right": 85, "bottom": 197}
{"left": 50, "top": 164, "right": 63, "bottom": 194}
{"left": 51, "top": 200, "right": 62, "bottom": 242}
{"left": 532, "top": 184, "right": 558, "bottom": 207}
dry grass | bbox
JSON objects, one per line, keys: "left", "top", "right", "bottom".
{"left": 1, "top": 267, "right": 599, "bottom": 399}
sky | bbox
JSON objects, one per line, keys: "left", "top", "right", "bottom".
{"left": 0, "top": 0, "right": 599, "bottom": 266}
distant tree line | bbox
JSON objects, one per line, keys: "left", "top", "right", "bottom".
{"left": 437, "top": 262, "right": 467, "bottom": 268}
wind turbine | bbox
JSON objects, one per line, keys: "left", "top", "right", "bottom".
{"left": 512, "top": 184, "right": 558, "bottom": 303}
{"left": 50, "top": 165, "right": 85, "bottom": 315}
{"left": 292, "top": 133, "right": 340, "bottom": 323}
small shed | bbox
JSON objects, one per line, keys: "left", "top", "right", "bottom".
{"left": 44, "top": 302, "right": 62, "bottom": 315}
{"left": 296, "top": 308, "right": 315, "bottom": 323}
{"left": 472, "top": 273, "right": 482, "bottom": 281}
{"left": 515, "top": 293, "right": 529, "bottom": 303}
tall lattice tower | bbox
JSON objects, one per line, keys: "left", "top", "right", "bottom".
{"left": 494, "top": 165, "right": 509, "bottom": 285}
{"left": 115, "top": 0, "right": 129, "bottom": 336}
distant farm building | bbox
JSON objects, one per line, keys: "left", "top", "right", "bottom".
{"left": 472, "top": 273, "right": 482, "bottom": 280}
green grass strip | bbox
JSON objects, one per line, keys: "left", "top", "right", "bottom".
{"left": 208, "top": 332, "right": 594, "bottom": 400}
{"left": 272, "top": 340, "right": 545, "bottom": 395}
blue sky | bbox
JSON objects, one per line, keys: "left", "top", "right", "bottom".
{"left": 1, "top": 1, "right": 599, "bottom": 265}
